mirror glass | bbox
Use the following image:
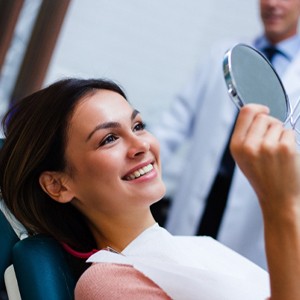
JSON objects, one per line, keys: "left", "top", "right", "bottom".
{"left": 223, "top": 43, "right": 290, "bottom": 122}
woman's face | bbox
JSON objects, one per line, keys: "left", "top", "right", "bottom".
{"left": 64, "top": 90, "right": 166, "bottom": 218}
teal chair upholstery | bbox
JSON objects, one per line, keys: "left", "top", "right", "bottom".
{"left": 0, "top": 210, "right": 19, "bottom": 292}
{"left": 12, "top": 235, "right": 76, "bottom": 300}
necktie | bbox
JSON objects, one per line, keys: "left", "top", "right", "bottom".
{"left": 262, "top": 46, "right": 279, "bottom": 64}
{"left": 196, "top": 120, "right": 236, "bottom": 238}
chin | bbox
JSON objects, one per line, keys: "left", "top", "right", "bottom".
{"left": 148, "top": 182, "right": 167, "bottom": 204}
{"left": 155, "top": 184, "right": 167, "bottom": 202}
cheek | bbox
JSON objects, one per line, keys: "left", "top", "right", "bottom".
{"left": 149, "top": 135, "right": 160, "bottom": 154}
{"left": 148, "top": 136, "right": 161, "bottom": 164}
{"left": 87, "top": 155, "right": 119, "bottom": 180}
{"left": 72, "top": 151, "right": 120, "bottom": 185}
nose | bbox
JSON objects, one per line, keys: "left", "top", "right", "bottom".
{"left": 127, "top": 134, "right": 150, "bottom": 158}
{"left": 262, "top": 0, "right": 278, "bottom": 6}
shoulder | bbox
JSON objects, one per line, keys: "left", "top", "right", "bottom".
{"left": 75, "top": 262, "right": 170, "bottom": 300}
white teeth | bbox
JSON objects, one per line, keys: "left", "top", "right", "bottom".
{"left": 134, "top": 171, "right": 140, "bottom": 178}
{"left": 126, "top": 164, "right": 153, "bottom": 180}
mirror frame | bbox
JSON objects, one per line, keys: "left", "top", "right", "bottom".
{"left": 223, "top": 43, "right": 290, "bottom": 122}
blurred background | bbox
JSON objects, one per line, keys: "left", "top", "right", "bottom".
{"left": 0, "top": 0, "right": 261, "bottom": 131}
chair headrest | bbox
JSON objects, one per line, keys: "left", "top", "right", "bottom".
{"left": 12, "top": 235, "right": 76, "bottom": 300}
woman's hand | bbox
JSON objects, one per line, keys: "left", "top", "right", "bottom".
{"left": 230, "top": 104, "right": 300, "bottom": 300}
{"left": 230, "top": 104, "right": 300, "bottom": 219}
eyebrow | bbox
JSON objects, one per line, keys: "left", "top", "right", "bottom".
{"left": 86, "top": 109, "right": 140, "bottom": 142}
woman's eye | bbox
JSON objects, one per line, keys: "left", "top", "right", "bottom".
{"left": 133, "top": 122, "right": 146, "bottom": 132}
{"left": 99, "top": 135, "right": 118, "bottom": 146}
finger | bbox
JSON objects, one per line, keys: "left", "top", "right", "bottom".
{"left": 246, "top": 113, "right": 275, "bottom": 146}
{"left": 279, "top": 129, "right": 297, "bottom": 154}
{"left": 231, "top": 105, "right": 270, "bottom": 156}
{"left": 232, "top": 104, "right": 270, "bottom": 144}
{"left": 260, "top": 121, "right": 284, "bottom": 151}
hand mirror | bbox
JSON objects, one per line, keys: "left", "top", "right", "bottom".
{"left": 223, "top": 43, "right": 290, "bottom": 122}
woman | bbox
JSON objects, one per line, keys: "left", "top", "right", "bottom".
{"left": 0, "top": 78, "right": 299, "bottom": 299}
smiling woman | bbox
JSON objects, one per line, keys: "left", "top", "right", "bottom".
{"left": 38, "top": 88, "right": 165, "bottom": 252}
{"left": 0, "top": 78, "right": 300, "bottom": 299}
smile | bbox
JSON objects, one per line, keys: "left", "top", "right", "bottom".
{"left": 125, "top": 164, "right": 153, "bottom": 181}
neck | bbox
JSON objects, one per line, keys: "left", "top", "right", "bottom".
{"left": 265, "top": 29, "right": 298, "bottom": 45}
{"left": 88, "top": 208, "right": 156, "bottom": 252}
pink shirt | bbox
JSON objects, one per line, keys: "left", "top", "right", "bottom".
{"left": 75, "top": 262, "right": 171, "bottom": 299}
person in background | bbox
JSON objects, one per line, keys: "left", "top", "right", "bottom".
{"left": 151, "top": 0, "right": 300, "bottom": 270}
{"left": 0, "top": 77, "right": 300, "bottom": 299}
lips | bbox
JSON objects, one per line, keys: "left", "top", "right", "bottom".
{"left": 263, "top": 13, "right": 281, "bottom": 22}
{"left": 124, "top": 163, "right": 153, "bottom": 181}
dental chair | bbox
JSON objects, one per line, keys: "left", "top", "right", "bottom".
{"left": 1, "top": 210, "right": 76, "bottom": 300}
{"left": 12, "top": 234, "right": 76, "bottom": 300}
{"left": 0, "top": 210, "right": 19, "bottom": 298}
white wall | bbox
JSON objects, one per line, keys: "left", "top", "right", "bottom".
{"left": 44, "top": 0, "right": 262, "bottom": 123}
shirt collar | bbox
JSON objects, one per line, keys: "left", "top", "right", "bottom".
{"left": 254, "top": 34, "right": 300, "bottom": 62}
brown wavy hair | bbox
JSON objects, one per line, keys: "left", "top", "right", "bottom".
{"left": 0, "top": 78, "right": 127, "bottom": 253}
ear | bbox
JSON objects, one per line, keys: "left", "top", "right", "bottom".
{"left": 39, "top": 171, "right": 75, "bottom": 203}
